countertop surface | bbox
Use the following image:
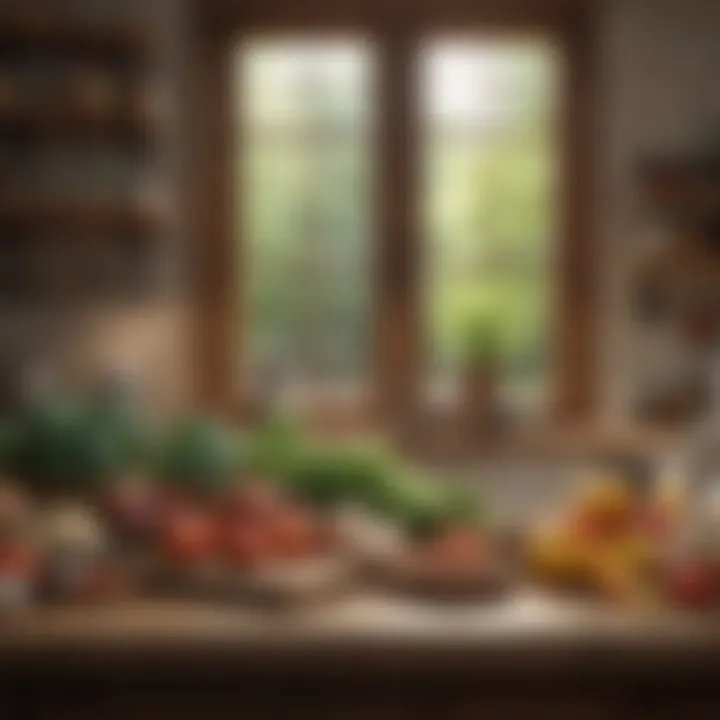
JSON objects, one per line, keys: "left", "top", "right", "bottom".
{"left": 2, "top": 592, "right": 720, "bottom": 675}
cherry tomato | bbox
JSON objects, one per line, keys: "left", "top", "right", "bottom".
{"left": 221, "top": 483, "right": 283, "bottom": 525}
{"left": 0, "top": 544, "right": 37, "bottom": 579}
{"left": 160, "top": 511, "right": 216, "bottom": 564}
{"left": 268, "top": 508, "right": 317, "bottom": 559}
{"left": 666, "top": 561, "right": 716, "bottom": 610}
{"left": 221, "top": 524, "right": 272, "bottom": 569}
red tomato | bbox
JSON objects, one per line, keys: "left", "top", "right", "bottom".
{"left": 268, "top": 508, "right": 317, "bottom": 559}
{"left": 0, "top": 544, "right": 37, "bottom": 579}
{"left": 221, "top": 483, "right": 284, "bottom": 524}
{"left": 221, "top": 524, "right": 272, "bottom": 569}
{"left": 160, "top": 511, "right": 216, "bottom": 564}
{"left": 666, "top": 562, "right": 717, "bottom": 610}
{"left": 0, "top": 485, "right": 29, "bottom": 530}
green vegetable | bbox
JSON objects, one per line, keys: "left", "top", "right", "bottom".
{"left": 367, "top": 471, "right": 485, "bottom": 539}
{"left": 276, "top": 437, "right": 484, "bottom": 537}
{"left": 245, "top": 414, "right": 305, "bottom": 478}
{"left": 457, "top": 307, "right": 504, "bottom": 370}
{"left": 158, "top": 417, "right": 243, "bottom": 495}
{"left": 283, "top": 441, "right": 398, "bottom": 509}
{"left": 10, "top": 394, "right": 147, "bottom": 493}
{"left": 441, "top": 484, "right": 485, "bottom": 526}
{"left": 2, "top": 392, "right": 488, "bottom": 532}
{"left": 91, "top": 395, "right": 155, "bottom": 469}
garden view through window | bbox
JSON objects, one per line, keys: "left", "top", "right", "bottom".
{"left": 236, "top": 39, "right": 374, "bottom": 407}
{"left": 235, "top": 36, "right": 558, "bottom": 415}
{"left": 422, "top": 39, "right": 558, "bottom": 414}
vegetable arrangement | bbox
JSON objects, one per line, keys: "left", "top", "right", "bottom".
{"left": 1, "top": 392, "right": 708, "bottom": 612}
{"left": 524, "top": 473, "right": 720, "bottom": 611}
{"left": 0, "top": 393, "right": 493, "bottom": 607}
{"left": 8, "top": 394, "right": 151, "bottom": 495}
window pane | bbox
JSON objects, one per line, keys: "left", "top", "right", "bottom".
{"left": 235, "top": 39, "right": 374, "bottom": 406}
{"left": 421, "top": 38, "right": 559, "bottom": 414}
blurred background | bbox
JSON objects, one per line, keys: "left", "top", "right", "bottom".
{"left": 0, "top": 0, "right": 719, "bottom": 456}
{"left": 1, "top": 1, "right": 720, "bottom": 716}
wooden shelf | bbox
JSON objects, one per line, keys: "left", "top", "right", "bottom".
{"left": 0, "top": 15, "right": 154, "bottom": 58}
{"left": 0, "top": 197, "right": 164, "bottom": 233}
{"left": 638, "top": 155, "right": 720, "bottom": 220}
{"left": 0, "top": 105, "right": 157, "bottom": 137}
{"left": 0, "top": 14, "right": 165, "bottom": 244}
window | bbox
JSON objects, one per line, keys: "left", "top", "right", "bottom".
{"left": 199, "top": 10, "right": 593, "bottom": 425}
{"left": 235, "top": 39, "right": 374, "bottom": 410}
{"left": 421, "top": 38, "right": 559, "bottom": 416}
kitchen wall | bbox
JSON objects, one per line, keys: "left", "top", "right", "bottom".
{"left": 0, "top": 0, "right": 193, "bottom": 415}
{"left": 597, "top": 0, "right": 720, "bottom": 422}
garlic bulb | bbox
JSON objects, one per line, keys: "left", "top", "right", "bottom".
{"left": 335, "top": 506, "right": 404, "bottom": 563}
{"left": 37, "top": 503, "right": 107, "bottom": 555}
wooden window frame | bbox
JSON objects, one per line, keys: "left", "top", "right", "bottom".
{"left": 189, "top": 0, "right": 598, "bottom": 426}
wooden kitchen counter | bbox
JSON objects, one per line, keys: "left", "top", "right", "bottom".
{"left": 2, "top": 593, "right": 720, "bottom": 718}
{"left": 2, "top": 591, "right": 719, "bottom": 672}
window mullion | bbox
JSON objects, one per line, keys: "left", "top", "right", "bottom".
{"left": 374, "top": 32, "right": 421, "bottom": 429}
